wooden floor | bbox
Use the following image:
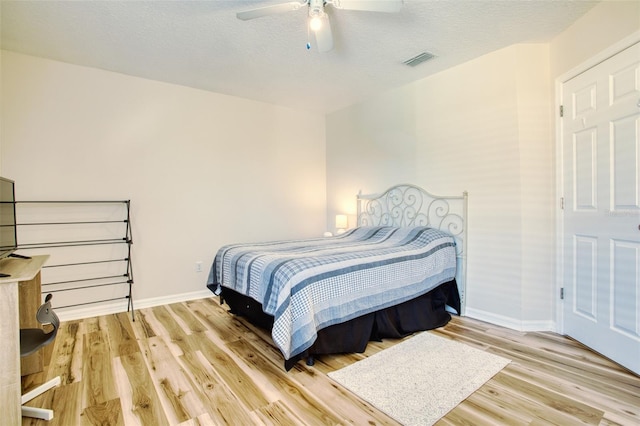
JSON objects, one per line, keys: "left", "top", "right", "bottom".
{"left": 21, "top": 297, "right": 640, "bottom": 425}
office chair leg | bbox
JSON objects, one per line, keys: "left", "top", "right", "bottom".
{"left": 21, "top": 376, "right": 61, "bottom": 420}
{"left": 22, "top": 405, "right": 55, "bottom": 421}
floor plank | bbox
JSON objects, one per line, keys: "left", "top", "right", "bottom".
{"left": 81, "top": 398, "right": 125, "bottom": 426}
{"left": 113, "top": 351, "right": 170, "bottom": 425}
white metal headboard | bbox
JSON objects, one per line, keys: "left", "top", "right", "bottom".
{"left": 356, "top": 184, "right": 468, "bottom": 314}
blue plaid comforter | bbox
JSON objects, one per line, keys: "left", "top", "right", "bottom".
{"left": 207, "top": 226, "right": 457, "bottom": 360}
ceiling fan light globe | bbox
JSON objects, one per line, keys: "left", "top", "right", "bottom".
{"left": 309, "top": 16, "right": 323, "bottom": 31}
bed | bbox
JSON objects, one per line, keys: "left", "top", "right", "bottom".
{"left": 206, "top": 184, "right": 467, "bottom": 370}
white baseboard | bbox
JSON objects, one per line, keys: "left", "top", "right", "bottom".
{"left": 464, "top": 307, "right": 556, "bottom": 332}
{"left": 56, "top": 289, "right": 215, "bottom": 322}
{"left": 56, "top": 290, "right": 557, "bottom": 334}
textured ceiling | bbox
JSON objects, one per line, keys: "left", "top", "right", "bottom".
{"left": 1, "top": 0, "right": 599, "bottom": 114}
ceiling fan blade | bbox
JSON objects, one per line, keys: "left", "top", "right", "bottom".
{"left": 329, "top": 0, "right": 402, "bottom": 13}
{"left": 313, "top": 14, "right": 334, "bottom": 52}
{"left": 237, "top": 1, "right": 306, "bottom": 21}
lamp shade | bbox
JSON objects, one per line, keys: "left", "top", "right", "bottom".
{"left": 335, "top": 214, "right": 348, "bottom": 229}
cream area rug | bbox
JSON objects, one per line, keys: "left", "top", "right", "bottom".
{"left": 327, "top": 332, "right": 510, "bottom": 425}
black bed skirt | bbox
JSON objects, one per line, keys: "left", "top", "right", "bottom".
{"left": 215, "top": 279, "right": 461, "bottom": 370}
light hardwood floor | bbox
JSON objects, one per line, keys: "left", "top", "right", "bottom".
{"left": 21, "top": 297, "right": 640, "bottom": 425}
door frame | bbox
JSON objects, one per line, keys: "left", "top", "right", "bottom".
{"left": 555, "top": 30, "right": 640, "bottom": 334}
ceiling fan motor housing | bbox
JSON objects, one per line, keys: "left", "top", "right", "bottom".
{"left": 309, "top": 0, "right": 326, "bottom": 17}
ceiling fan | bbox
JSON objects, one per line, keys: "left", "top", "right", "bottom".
{"left": 236, "top": 0, "right": 403, "bottom": 53}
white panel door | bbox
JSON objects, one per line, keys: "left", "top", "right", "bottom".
{"left": 562, "top": 42, "right": 640, "bottom": 374}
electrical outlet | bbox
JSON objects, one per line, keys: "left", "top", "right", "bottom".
{"left": 195, "top": 261, "right": 203, "bottom": 273}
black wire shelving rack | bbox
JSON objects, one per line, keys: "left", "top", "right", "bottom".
{"left": 15, "top": 200, "right": 135, "bottom": 321}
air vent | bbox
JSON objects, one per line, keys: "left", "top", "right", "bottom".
{"left": 403, "top": 52, "right": 435, "bottom": 67}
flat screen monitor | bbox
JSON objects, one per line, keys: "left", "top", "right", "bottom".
{"left": 0, "top": 177, "right": 17, "bottom": 260}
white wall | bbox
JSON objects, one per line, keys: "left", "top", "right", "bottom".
{"left": 414, "top": 44, "right": 554, "bottom": 326}
{"left": 1, "top": 51, "right": 327, "bottom": 316}
{"left": 326, "top": 44, "right": 554, "bottom": 329}
{"left": 325, "top": 84, "right": 419, "bottom": 226}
